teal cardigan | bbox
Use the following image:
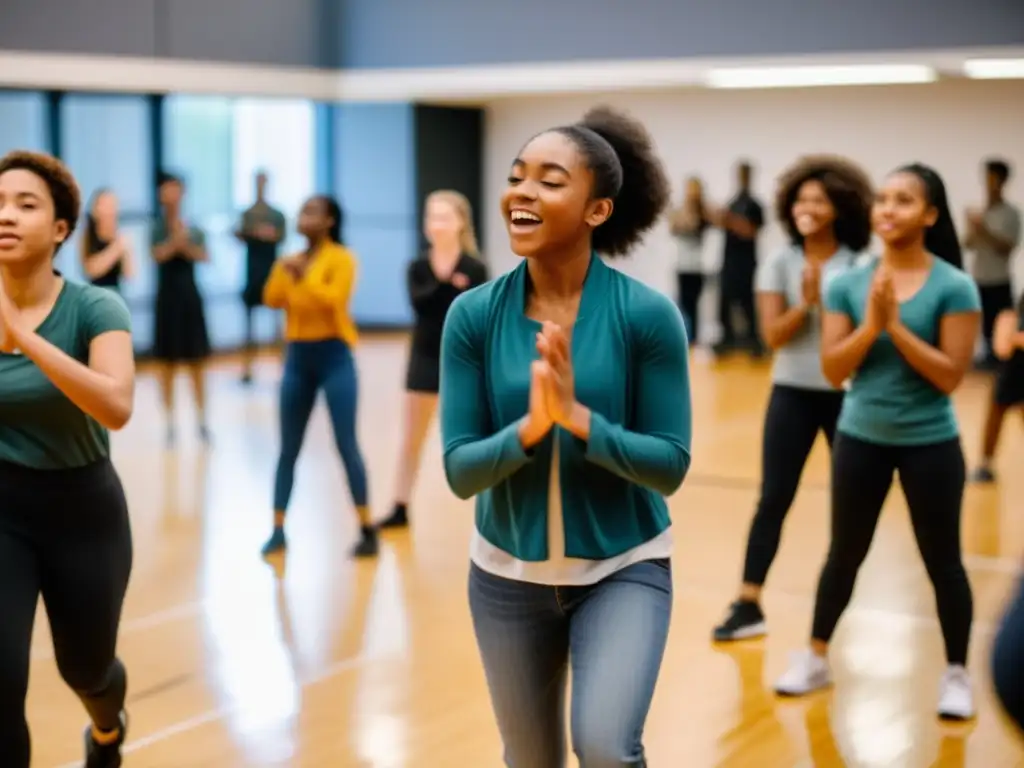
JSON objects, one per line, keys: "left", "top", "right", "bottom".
{"left": 439, "top": 254, "right": 692, "bottom": 561}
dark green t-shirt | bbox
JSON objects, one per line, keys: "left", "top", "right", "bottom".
{"left": 0, "top": 280, "right": 132, "bottom": 469}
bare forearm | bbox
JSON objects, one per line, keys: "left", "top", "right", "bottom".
{"left": 975, "top": 222, "right": 1015, "bottom": 255}
{"left": 83, "top": 245, "right": 122, "bottom": 278}
{"left": 821, "top": 323, "right": 880, "bottom": 386}
{"left": 13, "top": 331, "right": 134, "bottom": 429}
{"left": 152, "top": 242, "right": 175, "bottom": 263}
{"left": 184, "top": 243, "right": 208, "bottom": 262}
{"left": 888, "top": 321, "right": 963, "bottom": 394}
{"left": 764, "top": 304, "right": 811, "bottom": 349}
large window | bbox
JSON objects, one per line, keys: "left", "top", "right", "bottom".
{"left": 162, "top": 95, "right": 235, "bottom": 300}
{"left": 232, "top": 98, "right": 315, "bottom": 256}
{"left": 0, "top": 91, "right": 48, "bottom": 156}
{"left": 163, "top": 95, "right": 316, "bottom": 348}
{"left": 59, "top": 95, "right": 154, "bottom": 300}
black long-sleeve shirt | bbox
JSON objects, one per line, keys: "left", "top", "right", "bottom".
{"left": 408, "top": 253, "right": 489, "bottom": 357}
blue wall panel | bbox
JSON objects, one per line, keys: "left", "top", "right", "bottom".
{"left": 333, "top": 103, "right": 416, "bottom": 326}
{"left": 338, "top": 0, "right": 1024, "bottom": 69}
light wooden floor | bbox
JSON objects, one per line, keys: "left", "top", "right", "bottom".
{"left": 27, "top": 336, "right": 1024, "bottom": 768}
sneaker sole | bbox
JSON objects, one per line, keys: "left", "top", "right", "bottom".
{"left": 713, "top": 621, "right": 767, "bottom": 642}
{"left": 774, "top": 680, "right": 832, "bottom": 697}
{"left": 938, "top": 710, "right": 975, "bottom": 722}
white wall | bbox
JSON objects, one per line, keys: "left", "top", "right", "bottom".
{"left": 483, "top": 80, "right": 1024, "bottom": 342}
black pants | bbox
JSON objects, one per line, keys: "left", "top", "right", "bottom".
{"left": 992, "top": 572, "right": 1024, "bottom": 732}
{"left": 0, "top": 459, "right": 133, "bottom": 767}
{"left": 676, "top": 272, "right": 705, "bottom": 345}
{"left": 979, "top": 282, "right": 1014, "bottom": 359}
{"left": 742, "top": 384, "right": 844, "bottom": 586}
{"left": 718, "top": 262, "right": 759, "bottom": 349}
{"left": 811, "top": 434, "right": 972, "bottom": 665}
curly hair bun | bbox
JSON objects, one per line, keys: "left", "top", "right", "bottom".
{"left": 575, "top": 106, "right": 671, "bottom": 257}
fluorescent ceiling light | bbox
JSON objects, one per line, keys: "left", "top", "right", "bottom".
{"left": 705, "top": 64, "right": 937, "bottom": 89}
{"left": 963, "top": 58, "right": 1024, "bottom": 79}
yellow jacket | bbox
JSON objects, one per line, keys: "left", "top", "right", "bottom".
{"left": 263, "top": 241, "right": 358, "bottom": 346}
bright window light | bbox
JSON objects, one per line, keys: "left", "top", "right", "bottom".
{"left": 705, "top": 64, "right": 937, "bottom": 89}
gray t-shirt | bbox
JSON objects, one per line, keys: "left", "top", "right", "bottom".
{"left": 755, "top": 244, "right": 860, "bottom": 391}
{"left": 970, "top": 202, "right": 1022, "bottom": 286}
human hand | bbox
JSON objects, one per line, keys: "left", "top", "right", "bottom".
{"left": 256, "top": 222, "right": 278, "bottom": 241}
{"left": 801, "top": 262, "right": 821, "bottom": 306}
{"left": 865, "top": 266, "right": 893, "bottom": 332}
{"left": 451, "top": 272, "right": 470, "bottom": 290}
{"left": 518, "top": 359, "right": 554, "bottom": 448}
{"left": 536, "top": 321, "right": 574, "bottom": 425}
{"left": 171, "top": 221, "right": 190, "bottom": 247}
{"left": 0, "top": 278, "right": 21, "bottom": 353}
{"left": 281, "top": 253, "right": 307, "bottom": 279}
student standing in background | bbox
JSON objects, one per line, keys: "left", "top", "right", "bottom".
{"left": 774, "top": 164, "right": 980, "bottom": 721}
{"left": 382, "top": 190, "right": 488, "bottom": 530}
{"left": 236, "top": 171, "right": 286, "bottom": 384}
{"left": 80, "top": 189, "right": 134, "bottom": 292}
{"left": 261, "top": 195, "right": 374, "bottom": 559}
{"left": 713, "top": 160, "right": 766, "bottom": 358}
{"left": 669, "top": 176, "right": 709, "bottom": 346}
{"left": 965, "top": 158, "right": 1021, "bottom": 370}
{"left": 713, "top": 155, "right": 873, "bottom": 642}
{"left": 151, "top": 172, "right": 211, "bottom": 446}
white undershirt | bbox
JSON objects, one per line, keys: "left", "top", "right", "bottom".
{"left": 469, "top": 437, "right": 674, "bottom": 586}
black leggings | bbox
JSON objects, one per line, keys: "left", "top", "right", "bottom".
{"left": 743, "top": 384, "right": 844, "bottom": 586}
{"left": 0, "top": 459, "right": 133, "bottom": 767}
{"left": 811, "top": 434, "right": 972, "bottom": 665}
{"left": 676, "top": 272, "right": 705, "bottom": 345}
{"left": 992, "top": 573, "right": 1024, "bottom": 732}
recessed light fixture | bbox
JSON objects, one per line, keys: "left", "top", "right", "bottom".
{"left": 705, "top": 64, "right": 937, "bottom": 89}
{"left": 963, "top": 59, "right": 1024, "bottom": 79}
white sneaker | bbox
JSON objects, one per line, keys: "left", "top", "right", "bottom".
{"left": 774, "top": 649, "right": 832, "bottom": 696}
{"left": 937, "top": 665, "right": 975, "bottom": 720}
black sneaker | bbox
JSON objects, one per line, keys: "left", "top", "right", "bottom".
{"left": 261, "top": 527, "right": 287, "bottom": 556}
{"left": 713, "top": 600, "right": 767, "bottom": 642}
{"left": 970, "top": 466, "right": 996, "bottom": 484}
{"left": 378, "top": 503, "right": 409, "bottom": 529}
{"left": 351, "top": 525, "right": 379, "bottom": 558}
{"left": 84, "top": 711, "right": 127, "bottom": 768}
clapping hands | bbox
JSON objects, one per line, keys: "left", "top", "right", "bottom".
{"left": 0, "top": 277, "right": 20, "bottom": 354}
{"left": 519, "top": 321, "right": 578, "bottom": 447}
{"left": 535, "top": 321, "right": 574, "bottom": 424}
{"left": 801, "top": 262, "right": 821, "bottom": 307}
{"left": 866, "top": 265, "right": 897, "bottom": 332}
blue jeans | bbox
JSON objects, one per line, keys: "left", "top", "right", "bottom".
{"left": 273, "top": 339, "right": 368, "bottom": 511}
{"left": 468, "top": 559, "right": 673, "bottom": 767}
{"left": 992, "top": 572, "right": 1024, "bottom": 733}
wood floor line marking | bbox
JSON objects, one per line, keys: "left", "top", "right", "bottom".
{"left": 30, "top": 552, "right": 1020, "bottom": 662}
{"left": 30, "top": 599, "right": 208, "bottom": 662}
{"left": 50, "top": 650, "right": 380, "bottom": 768}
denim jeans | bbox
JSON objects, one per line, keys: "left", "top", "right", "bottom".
{"left": 992, "top": 572, "right": 1024, "bottom": 733}
{"left": 468, "top": 559, "right": 673, "bottom": 768}
{"left": 273, "top": 339, "right": 367, "bottom": 511}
